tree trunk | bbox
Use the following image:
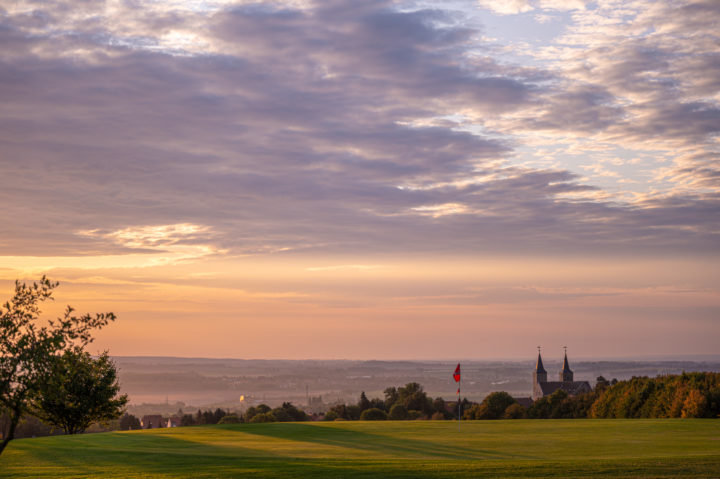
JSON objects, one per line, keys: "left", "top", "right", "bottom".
{"left": 0, "top": 407, "right": 20, "bottom": 456}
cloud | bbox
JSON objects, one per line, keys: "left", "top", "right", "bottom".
{"left": 0, "top": 0, "right": 717, "bottom": 262}
{"left": 523, "top": 0, "right": 720, "bottom": 196}
{"left": 410, "top": 202, "right": 471, "bottom": 217}
{"left": 77, "top": 223, "right": 219, "bottom": 252}
{"left": 477, "top": 0, "right": 534, "bottom": 15}
{"left": 477, "top": 0, "right": 586, "bottom": 15}
{"left": 0, "top": 223, "right": 224, "bottom": 273}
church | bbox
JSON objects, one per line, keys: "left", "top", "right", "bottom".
{"left": 532, "top": 348, "right": 591, "bottom": 401}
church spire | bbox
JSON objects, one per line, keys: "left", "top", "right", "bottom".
{"left": 533, "top": 347, "right": 547, "bottom": 386}
{"left": 559, "top": 346, "right": 573, "bottom": 382}
{"left": 535, "top": 347, "right": 546, "bottom": 374}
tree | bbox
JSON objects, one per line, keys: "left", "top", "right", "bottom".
{"left": 384, "top": 387, "right": 398, "bottom": 410}
{"left": 213, "top": 408, "right": 227, "bottom": 424}
{"left": 323, "top": 410, "right": 338, "bottom": 421}
{"left": 369, "top": 397, "right": 386, "bottom": 411}
{"left": 245, "top": 404, "right": 270, "bottom": 422}
{"left": 202, "top": 409, "right": 217, "bottom": 424}
{"left": 270, "top": 407, "right": 292, "bottom": 422}
{"left": 432, "top": 397, "right": 448, "bottom": 418}
{"left": 31, "top": 348, "right": 127, "bottom": 434}
{"left": 345, "top": 405, "right": 362, "bottom": 420}
{"left": 180, "top": 414, "right": 196, "bottom": 426}
{"left": 358, "top": 391, "right": 371, "bottom": 412}
{"left": 396, "top": 382, "right": 432, "bottom": 414}
{"left": 503, "top": 403, "right": 526, "bottom": 419}
{"left": 280, "top": 402, "right": 307, "bottom": 421}
{"left": 119, "top": 413, "right": 141, "bottom": 430}
{"left": 0, "top": 277, "right": 115, "bottom": 455}
{"left": 681, "top": 389, "right": 707, "bottom": 418}
{"left": 466, "top": 392, "right": 517, "bottom": 420}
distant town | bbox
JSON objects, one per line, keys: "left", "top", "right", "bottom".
{"left": 115, "top": 355, "right": 720, "bottom": 418}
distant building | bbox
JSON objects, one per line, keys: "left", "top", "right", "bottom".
{"left": 166, "top": 416, "right": 182, "bottom": 428}
{"left": 532, "top": 349, "right": 591, "bottom": 401}
{"left": 305, "top": 395, "right": 326, "bottom": 414}
{"left": 141, "top": 415, "right": 164, "bottom": 429}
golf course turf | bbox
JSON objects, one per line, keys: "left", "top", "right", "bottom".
{"left": 3, "top": 419, "right": 719, "bottom": 478}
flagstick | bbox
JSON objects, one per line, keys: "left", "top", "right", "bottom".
{"left": 458, "top": 377, "right": 461, "bottom": 430}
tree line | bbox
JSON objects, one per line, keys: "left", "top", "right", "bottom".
{"left": 463, "top": 373, "right": 720, "bottom": 420}
{"left": 115, "top": 402, "right": 309, "bottom": 430}
{"left": 308, "top": 373, "right": 720, "bottom": 421}
{"left": 324, "top": 382, "right": 460, "bottom": 421}
{"left": 12, "top": 369, "right": 718, "bottom": 442}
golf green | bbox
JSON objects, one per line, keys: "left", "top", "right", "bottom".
{"left": 3, "top": 419, "right": 719, "bottom": 478}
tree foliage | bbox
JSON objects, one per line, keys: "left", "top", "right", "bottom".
{"left": 470, "top": 392, "right": 517, "bottom": 420}
{"left": 0, "top": 277, "right": 114, "bottom": 454}
{"left": 218, "top": 414, "right": 241, "bottom": 424}
{"left": 31, "top": 348, "right": 127, "bottom": 434}
{"left": 383, "top": 387, "right": 398, "bottom": 410}
{"left": 503, "top": 403, "right": 526, "bottom": 419}
{"left": 359, "top": 408, "right": 387, "bottom": 420}
{"left": 358, "top": 391, "right": 371, "bottom": 412}
{"left": 388, "top": 404, "right": 408, "bottom": 420}
{"left": 326, "top": 403, "right": 361, "bottom": 421}
{"left": 383, "top": 382, "right": 433, "bottom": 417}
{"left": 119, "top": 413, "right": 141, "bottom": 430}
{"left": 244, "top": 402, "right": 306, "bottom": 423}
{"left": 244, "top": 404, "right": 271, "bottom": 422}
{"left": 589, "top": 372, "right": 720, "bottom": 419}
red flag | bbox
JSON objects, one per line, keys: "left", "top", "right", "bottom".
{"left": 453, "top": 363, "right": 461, "bottom": 382}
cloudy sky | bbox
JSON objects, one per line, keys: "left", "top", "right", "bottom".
{"left": 1, "top": 0, "right": 718, "bottom": 360}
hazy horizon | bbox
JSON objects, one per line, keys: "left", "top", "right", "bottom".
{"left": 109, "top": 353, "right": 720, "bottom": 362}
{"left": 2, "top": 0, "right": 718, "bottom": 360}
{"left": 112, "top": 355, "right": 720, "bottom": 409}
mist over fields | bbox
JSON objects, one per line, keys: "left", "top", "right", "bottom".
{"left": 116, "top": 356, "right": 720, "bottom": 415}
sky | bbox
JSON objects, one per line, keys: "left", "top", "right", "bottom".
{"left": 1, "top": 0, "right": 718, "bottom": 360}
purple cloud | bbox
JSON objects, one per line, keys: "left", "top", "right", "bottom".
{"left": 0, "top": 0, "right": 718, "bottom": 258}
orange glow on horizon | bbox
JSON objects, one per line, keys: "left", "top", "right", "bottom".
{"left": 1, "top": 253, "right": 717, "bottom": 360}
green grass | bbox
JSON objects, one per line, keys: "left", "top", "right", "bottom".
{"left": 3, "top": 420, "right": 720, "bottom": 478}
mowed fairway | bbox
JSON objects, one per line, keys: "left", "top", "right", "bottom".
{"left": 3, "top": 420, "right": 719, "bottom": 478}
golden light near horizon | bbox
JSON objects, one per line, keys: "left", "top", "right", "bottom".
{"left": 1, "top": 0, "right": 719, "bottom": 360}
{"left": 2, "top": 251, "right": 718, "bottom": 359}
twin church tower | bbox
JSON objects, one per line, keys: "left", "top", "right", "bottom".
{"left": 532, "top": 348, "right": 591, "bottom": 400}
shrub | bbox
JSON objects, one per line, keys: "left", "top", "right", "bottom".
{"left": 388, "top": 404, "right": 409, "bottom": 420}
{"left": 218, "top": 414, "right": 241, "bottom": 424}
{"left": 249, "top": 412, "right": 274, "bottom": 423}
{"left": 407, "top": 410, "right": 423, "bottom": 420}
{"left": 359, "top": 408, "right": 387, "bottom": 420}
